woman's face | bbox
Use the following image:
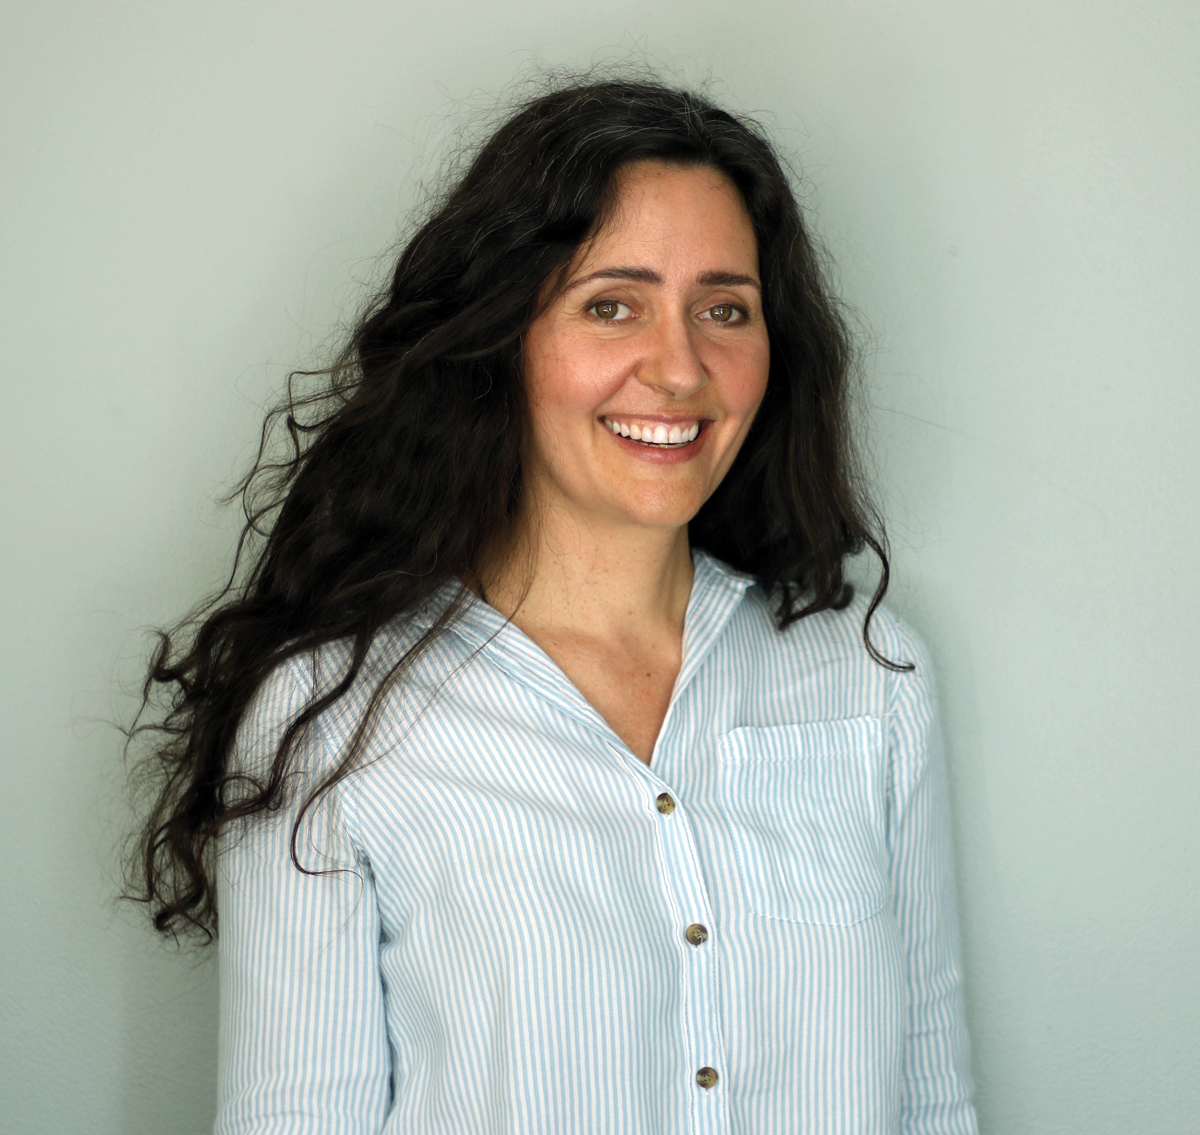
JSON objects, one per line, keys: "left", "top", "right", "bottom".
{"left": 521, "top": 160, "right": 770, "bottom": 538}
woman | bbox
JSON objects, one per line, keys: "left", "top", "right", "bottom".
{"left": 129, "top": 78, "right": 977, "bottom": 1133}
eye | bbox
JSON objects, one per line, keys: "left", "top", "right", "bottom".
{"left": 588, "top": 299, "right": 634, "bottom": 321}
{"left": 701, "top": 303, "right": 745, "bottom": 324}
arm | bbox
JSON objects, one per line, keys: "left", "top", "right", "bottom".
{"left": 884, "top": 620, "right": 978, "bottom": 1135}
{"left": 214, "top": 659, "right": 391, "bottom": 1134}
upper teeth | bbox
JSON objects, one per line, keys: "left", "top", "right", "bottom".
{"left": 603, "top": 418, "right": 700, "bottom": 445}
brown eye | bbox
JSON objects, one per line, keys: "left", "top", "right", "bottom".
{"left": 593, "top": 300, "right": 621, "bottom": 319}
{"left": 709, "top": 304, "right": 738, "bottom": 323}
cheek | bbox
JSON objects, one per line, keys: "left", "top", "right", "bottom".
{"left": 522, "top": 342, "right": 608, "bottom": 479}
{"left": 726, "top": 342, "right": 771, "bottom": 420}
{"left": 526, "top": 333, "right": 625, "bottom": 419}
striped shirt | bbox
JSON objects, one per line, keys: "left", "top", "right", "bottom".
{"left": 216, "top": 549, "right": 977, "bottom": 1134}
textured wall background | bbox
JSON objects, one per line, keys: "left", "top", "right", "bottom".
{"left": 2, "top": 2, "right": 1197, "bottom": 1131}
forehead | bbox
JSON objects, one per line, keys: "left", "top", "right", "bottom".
{"left": 578, "top": 160, "right": 758, "bottom": 269}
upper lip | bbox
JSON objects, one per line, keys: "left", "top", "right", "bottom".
{"left": 600, "top": 413, "right": 711, "bottom": 422}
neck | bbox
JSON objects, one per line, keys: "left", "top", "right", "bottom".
{"left": 479, "top": 500, "right": 695, "bottom": 644}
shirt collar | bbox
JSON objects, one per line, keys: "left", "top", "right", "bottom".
{"left": 435, "top": 549, "right": 755, "bottom": 741}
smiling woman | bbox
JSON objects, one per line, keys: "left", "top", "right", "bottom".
{"left": 125, "top": 77, "right": 978, "bottom": 1134}
{"left": 492, "top": 161, "right": 771, "bottom": 763}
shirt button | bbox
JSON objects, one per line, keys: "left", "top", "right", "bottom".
{"left": 696, "top": 1066, "right": 719, "bottom": 1089}
{"left": 684, "top": 923, "right": 709, "bottom": 946}
{"left": 655, "top": 792, "right": 676, "bottom": 815}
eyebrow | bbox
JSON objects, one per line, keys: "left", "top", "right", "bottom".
{"left": 563, "top": 266, "right": 761, "bottom": 292}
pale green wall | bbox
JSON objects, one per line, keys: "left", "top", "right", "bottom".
{"left": 2, "top": 2, "right": 1197, "bottom": 1132}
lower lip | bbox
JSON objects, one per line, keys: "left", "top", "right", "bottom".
{"left": 600, "top": 421, "right": 709, "bottom": 464}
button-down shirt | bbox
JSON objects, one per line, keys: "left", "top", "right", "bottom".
{"left": 216, "top": 549, "right": 977, "bottom": 1134}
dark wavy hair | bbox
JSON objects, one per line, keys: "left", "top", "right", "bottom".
{"left": 124, "top": 76, "right": 899, "bottom": 942}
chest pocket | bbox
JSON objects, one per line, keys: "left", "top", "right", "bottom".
{"left": 718, "top": 717, "right": 888, "bottom": 926}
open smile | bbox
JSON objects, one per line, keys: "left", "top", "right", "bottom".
{"left": 600, "top": 416, "right": 707, "bottom": 448}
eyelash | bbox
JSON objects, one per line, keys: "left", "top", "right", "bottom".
{"left": 586, "top": 300, "right": 749, "bottom": 324}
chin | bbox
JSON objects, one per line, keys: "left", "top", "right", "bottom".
{"left": 614, "top": 492, "right": 705, "bottom": 531}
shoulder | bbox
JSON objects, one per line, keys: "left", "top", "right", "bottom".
{"left": 252, "top": 589, "right": 480, "bottom": 764}
{"left": 230, "top": 653, "right": 318, "bottom": 780}
{"left": 231, "top": 606, "right": 434, "bottom": 772}
{"left": 734, "top": 578, "right": 928, "bottom": 661}
{"left": 717, "top": 572, "right": 938, "bottom": 720}
{"left": 240, "top": 653, "right": 316, "bottom": 738}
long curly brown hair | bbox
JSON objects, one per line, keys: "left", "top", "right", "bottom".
{"left": 124, "top": 76, "right": 899, "bottom": 942}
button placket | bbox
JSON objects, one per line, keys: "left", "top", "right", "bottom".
{"left": 645, "top": 780, "right": 728, "bottom": 1132}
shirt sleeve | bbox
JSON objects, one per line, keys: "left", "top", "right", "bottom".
{"left": 214, "top": 658, "right": 391, "bottom": 1135}
{"left": 883, "top": 617, "right": 979, "bottom": 1135}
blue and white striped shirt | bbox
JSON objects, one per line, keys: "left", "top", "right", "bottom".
{"left": 216, "top": 549, "right": 977, "bottom": 1134}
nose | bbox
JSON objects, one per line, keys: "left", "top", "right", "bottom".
{"left": 635, "top": 312, "right": 709, "bottom": 399}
